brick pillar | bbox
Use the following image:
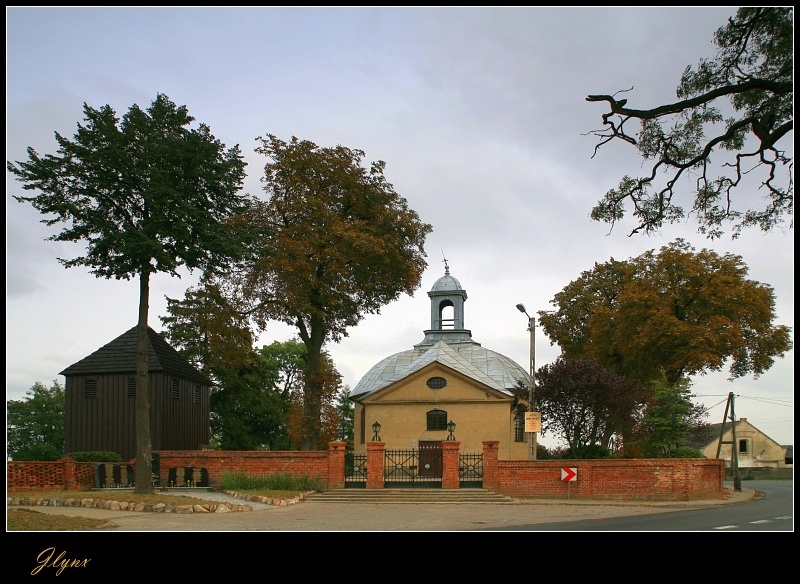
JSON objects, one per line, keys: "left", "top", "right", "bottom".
{"left": 62, "top": 457, "right": 78, "bottom": 491}
{"left": 366, "top": 442, "right": 385, "bottom": 489}
{"left": 327, "top": 440, "right": 347, "bottom": 490}
{"left": 441, "top": 441, "right": 460, "bottom": 489}
{"left": 482, "top": 441, "right": 499, "bottom": 493}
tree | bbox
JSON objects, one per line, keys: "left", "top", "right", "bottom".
{"left": 625, "top": 378, "right": 709, "bottom": 457}
{"left": 587, "top": 7, "right": 793, "bottom": 239}
{"left": 161, "top": 278, "right": 255, "bottom": 376}
{"left": 535, "top": 357, "right": 646, "bottom": 454}
{"left": 225, "top": 134, "right": 432, "bottom": 449}
{"left": 286, "top": 348, "right": 343, "bottom": 449}
{"left": 537, "top": 239, "right": 793, "bottom": 386}
{"left": 334, "top": 386, "right": 355, "bottom": 448}
{"left": 7, "top": 381, "right": 65, "bottom": 461}
{"left": 8, "top": 94, "right": 250, "bottom": 492}
{"left": 210, "top": 341, "right": 304, "bottom": 451}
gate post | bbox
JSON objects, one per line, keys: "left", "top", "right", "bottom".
{"left": 482, "top": 441, "right": 499, "bottom": 492}
{"left": 366, "top": 442, "right": 385, "bottom": 489}
{"left": 327, "top": 440, "right": 347, "bottom": 490}
{"left": 441, "top": 441, "right": 460, "bottom": 489}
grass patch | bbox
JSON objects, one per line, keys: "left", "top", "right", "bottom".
{"left": 221, "top": 471, "right": 325, "bottom": 493}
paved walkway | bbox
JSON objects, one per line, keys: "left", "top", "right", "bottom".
{"left": 8, "top": 486, "right": 756, "bottom": 531}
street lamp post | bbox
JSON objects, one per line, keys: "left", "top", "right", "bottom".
{"left": 516, "top": 303, "right": 537, "bottom": 461}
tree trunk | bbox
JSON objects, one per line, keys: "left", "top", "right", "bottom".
{"left": 133, "top": 271, "right": 153, "bottom": 494}
{"left": 300, "top": 319, "right": 325, "bottom": 451}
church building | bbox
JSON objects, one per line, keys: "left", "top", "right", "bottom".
{"left": 350, "top": 263, "right": 532, "bottom": 460}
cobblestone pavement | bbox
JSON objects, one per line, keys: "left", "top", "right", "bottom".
{"left": 7, "top": 486, "right": 756, "bottom": 532}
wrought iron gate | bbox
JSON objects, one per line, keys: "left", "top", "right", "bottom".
{"left": 343, "top": 447, "right": 483, "bottom": 488}
{"left": 384, "top": 445, "right": 443, "bottom": 487}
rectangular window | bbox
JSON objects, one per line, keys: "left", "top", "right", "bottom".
{"left": 84, "top": 379, "right": 97, "bottom": 399}
{"left": 739, "top": 439, "right": 749, "bottom": 453}
{"left": 194, "top": 384, "right": 202, "bottom": 405}
{"left": 427, "top": 410, "right": 447, "bottom": 431}
{"left": 171, "top": 378, "right": 180, "bottom": 400}
{"left": 127, "top": 378, "right": 136, "bottom": 398}
{"left": 514, "top": 408, "right": 524, "bottom": 442}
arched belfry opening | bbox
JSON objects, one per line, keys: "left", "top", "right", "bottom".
{"left": 416, "top": 260, "right": 479, "bottom": 348}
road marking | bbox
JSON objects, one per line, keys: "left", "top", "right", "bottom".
{"left": 749, "top": 520, "right": 771, "bottom": 524}
{"left": 714, "top": 525, "right": 739, "bottom": 530}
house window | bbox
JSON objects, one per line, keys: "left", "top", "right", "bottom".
{"left": 514, "top": 407, "right": 525, "bottom": 442}
{"left": 127, "top": 378, "right": 136, "bottom": 398}
{"left": 427, "top": 409, "right": 448, "bottom": 431}
{"left": 84, "top": 379, "right": 97, "bottom": 399}
{"left": 171, "top": 378, "right": 180, "bottom": 400}
{"left": 426, "top": 376, "right": 447, "bottom": 390}
{"left": 194, "top": 384, "right": 202, "bottom": 405}
{"left": 739, "top": 439, "right": 749, "bottom": 453}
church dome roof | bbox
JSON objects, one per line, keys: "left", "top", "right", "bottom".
{"left": 350, "top": 341, "right": 528, "bottom": 399}
{"left": 431, "top": 272, "right": 462, "bottom": 292}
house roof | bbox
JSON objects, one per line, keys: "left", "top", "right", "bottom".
{"left": 351, "top": 341, "right": 528, "bottom": 399}
{"left": 59, "top": 326, "right": 211, "bottom": 385}
{"left": 686, "top": 418, "right": 788, "bottom": 452}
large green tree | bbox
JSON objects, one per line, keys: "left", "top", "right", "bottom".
{"left": 587, "top": 7, "right": 793, "bottom": 239}
{"left": 8, "top": 94, "right": 250, "bottom": 492}
{"left": 534, "top": 357, "right": 646, "bottom": 454}
{"left": 224, "top": 134, "right": 432, "bottom": 450}
{"left": 537, "top": 239, "right": 793, "bottom": 386}
{"left": 7, "top": 381, "right": 65, "bottom": 461}
{"left": 626, "top": 378, "right": 709, "bottom": 458}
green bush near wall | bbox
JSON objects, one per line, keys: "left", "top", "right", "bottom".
{"left": 64, "top": 451, "right": 123, "bottom": 462}
{"left": 221, "top": 471, "right": 326, "bottom": 492}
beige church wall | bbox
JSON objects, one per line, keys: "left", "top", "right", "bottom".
{"left": 353, "top": 364, "right": 530, "bottom": 460}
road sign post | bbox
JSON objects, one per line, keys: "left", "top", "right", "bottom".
{"left": 561, "top": 467, "right": 577, "bottom": 499}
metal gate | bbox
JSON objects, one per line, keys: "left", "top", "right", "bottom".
{"left": 384, "top": 445, "right": 443, "bottom": 488}
{"left": 345, "top": 451, "right": 367, "bottom": 488}
{"left": 343, "top": 447, "right": 483, "bottom": 488}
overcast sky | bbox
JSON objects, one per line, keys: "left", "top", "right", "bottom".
{"left": 6, "top": 7, "right": 793, "bottom": 448}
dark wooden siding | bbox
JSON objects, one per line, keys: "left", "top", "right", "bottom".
{"left": 64, "top": 372, "right": 210, "bottom": 461}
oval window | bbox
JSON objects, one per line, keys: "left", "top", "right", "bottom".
{"left": 426, "top": 376, "right": 447, "bottom": 390}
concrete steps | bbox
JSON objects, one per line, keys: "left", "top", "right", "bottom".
{"left": 306, "top": 488, "right": 518, "bottom": 504}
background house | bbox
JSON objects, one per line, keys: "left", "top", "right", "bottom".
{"left": 349, "top": 263, "right": 532, "bottom": 460}
{"left": 691, "top": 417, "right": 792, "bottom": 470}
{"left": 61, "top": 326, "right": 212, "bottom": 461}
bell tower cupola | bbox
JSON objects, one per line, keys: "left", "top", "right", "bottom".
{"left": 415, "top": 259, "right": 479, "bottom": 348}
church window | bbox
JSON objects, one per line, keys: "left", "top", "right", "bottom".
{"left": 426, "top": 376, "right": 447, "bottom": 390}
{"left": 427, "top": 409, "right": 448, "bottom": 430}
{"left": 514, "top": 407, "right": 525, "bottom": 442}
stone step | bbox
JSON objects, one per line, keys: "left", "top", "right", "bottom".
{"left": 307, "top": 488, "right": 517, "bottom": 504}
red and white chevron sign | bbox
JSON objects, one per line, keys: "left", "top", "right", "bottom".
{"left": 561, "top": 467, "right": 577, "bottom": 482}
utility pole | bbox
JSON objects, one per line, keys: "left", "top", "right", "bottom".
{"left": 516, "top": 304, "right": 537, "bottom": 460}
{"left": 716, "top": 392, "right": 742, "bottom": 492}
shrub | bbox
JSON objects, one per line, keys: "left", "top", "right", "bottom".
{"left": 221, "top": 471, "right": 325, "bottom": 492}
{"left": 11, "top": 443, "right": 63, "bottom": 461}
{"left": 669, "top": 447, "right": 706, "bottom": 458}
{"left": 559, "top": 444, "right": 613, "bottom": 459}
{"left": 64, "top": 451, "right": 123, "bottom": 462}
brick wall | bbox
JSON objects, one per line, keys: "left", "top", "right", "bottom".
{"left": 7, "top": 459, "right": 96, "bottom": 491}
{"left": 481, "top": 439, "right": 724, "bottom": 501}
{"left": 8, "top": 440, "right": 726, "bottom": 500}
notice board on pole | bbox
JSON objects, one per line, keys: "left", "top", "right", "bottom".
{"left": 525, "top": 412, "right": 541, "bottom": 432}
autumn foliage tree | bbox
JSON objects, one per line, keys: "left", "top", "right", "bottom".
{"left": 537, "top": 239, "right": 793, "bottom": 387}
{"left": 8, "top": 94, "right": 250, "bottom": 492}
{"left": 224, "top": 135, "right": 432, "bottom": 450}
{"left": 587, "top": 7, "right": 793, "bottom": 239}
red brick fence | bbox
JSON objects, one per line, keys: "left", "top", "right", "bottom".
{"left": 7, "top": 440, "right": 725, "bottom": 501}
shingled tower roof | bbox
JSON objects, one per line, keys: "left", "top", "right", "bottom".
{"left": 59, "top": 326, "right": 211, "bottom": 385}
